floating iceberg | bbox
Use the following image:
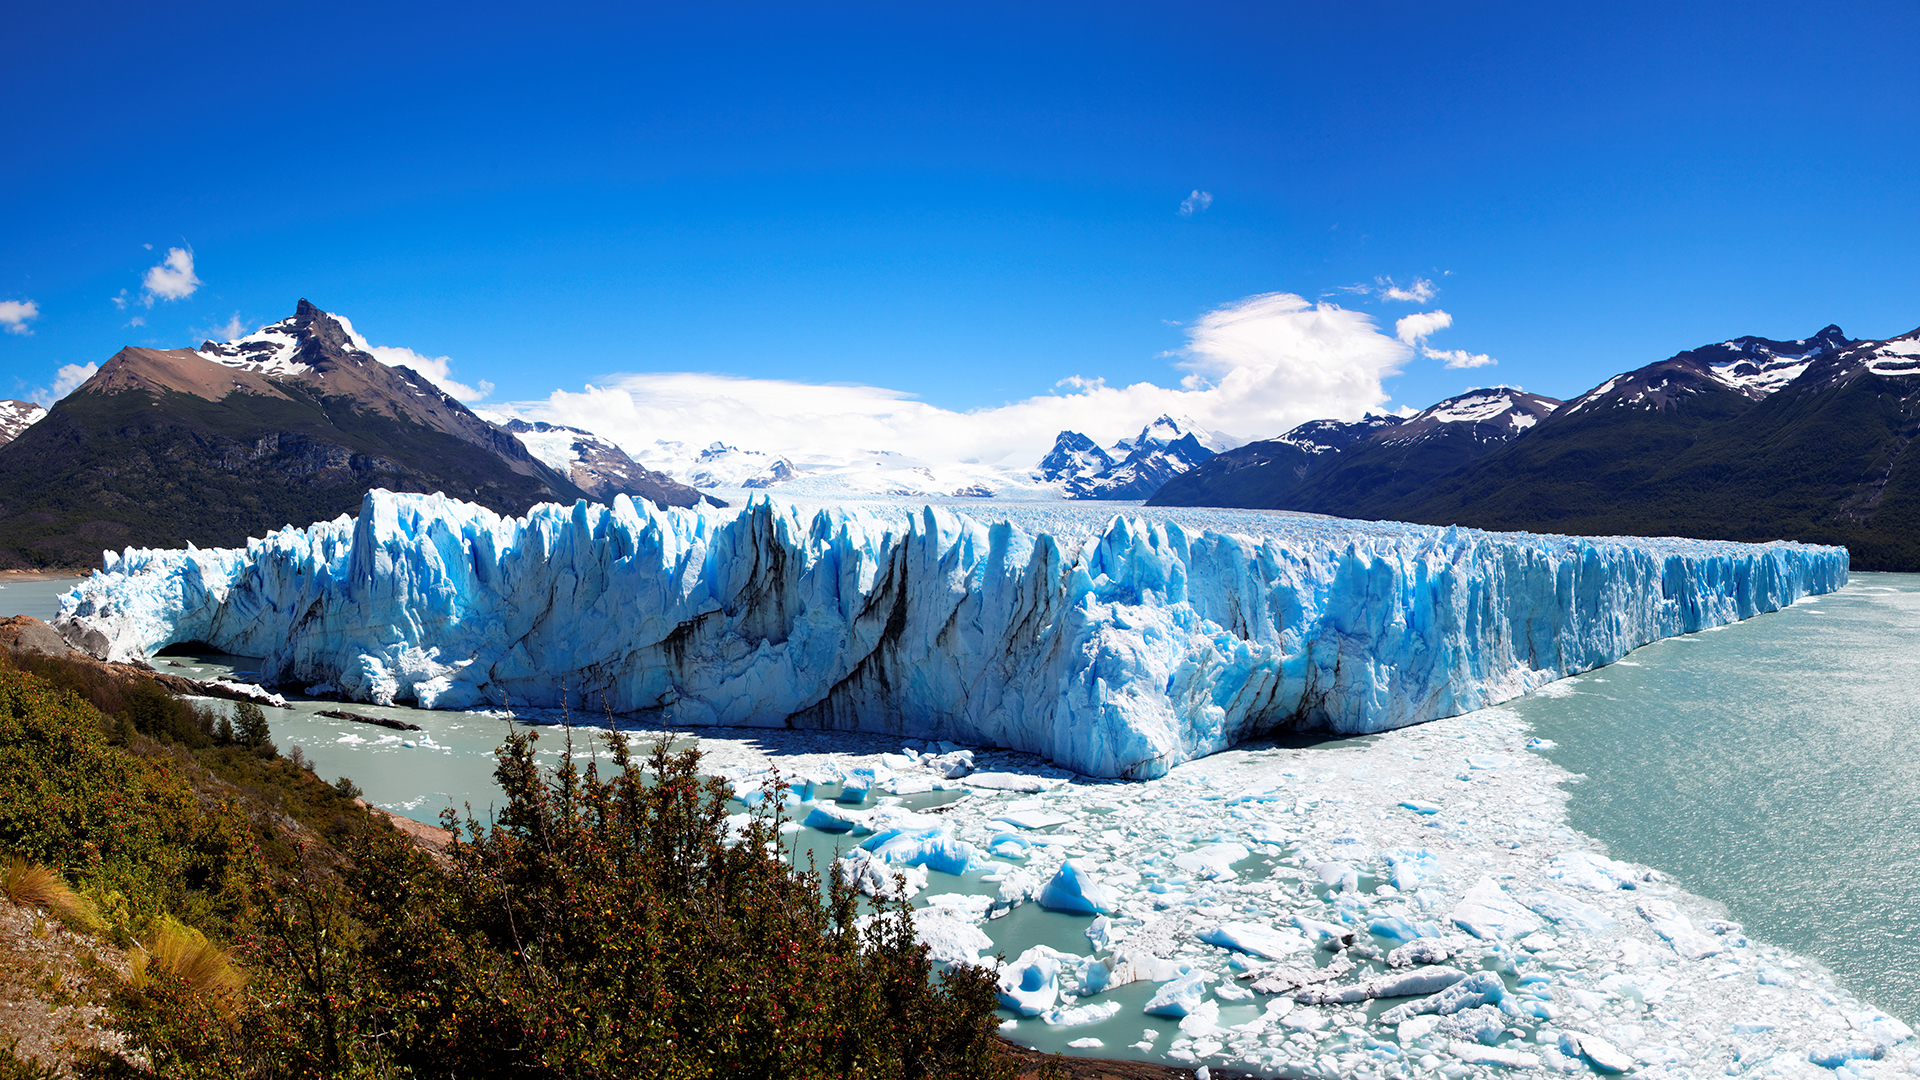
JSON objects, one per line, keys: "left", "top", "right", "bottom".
{"left": 55, "top": 489, "right": 1847, "bottom": 778}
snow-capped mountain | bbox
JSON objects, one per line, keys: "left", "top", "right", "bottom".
{"left": 1150, "top": 389, "right": 1560, "bottom": 512}
{"left": 0, "top": 401, "right": 47, "bottom": 446}
{"left": 1374, "top": 387, "right": 1561, "bottom": 445}
{"left": 1039, "top": 415, "right": 1227, "bottom": 500}
{"left": 1561, "top": 325, "right": 1857, "bottom": 416}
{"left": 1273, "top": 414, "right": 1404, "bottom": 456}
{"left": 500, "top": 420, "right": 716, "bottom": 507}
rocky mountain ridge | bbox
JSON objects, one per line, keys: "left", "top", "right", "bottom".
{"left": 0, "top": 300, "right": 703, "bottom": 567}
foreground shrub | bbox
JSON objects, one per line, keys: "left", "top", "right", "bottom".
{"left": 316, "top": 730, "right": 1015, "bottom": 1079}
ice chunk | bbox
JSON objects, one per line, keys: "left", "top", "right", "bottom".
{"left": 57, "top": 489, "right": 1846, "bottom": 779}
{"left": 1378, "top": 971, "right": 1507, "bottom": 1024}
{"left": 1194, "top": 921, "right": 1310, "bottom": 960}
{"left": 998, "top": 946, "right": 1064, "bottom": 1016}
{"left": 1384, "top": 848, "right": 1440, "bottom": 890}
{"left": 1041, "top": 1000, "right": 1122, "bottom": 1028}
{"left": 1447, "top": 1040, "right": 1540, "bottom": 1069}
{"left": 1295, "top": 966, "right": 1468, "bottom": 1005}
{"left": 1520, "top": 888, "right": 1614, "bottom": 932}
{"left": 836, "top": 849, "right": 929, "bottom": 899}
{"left": 1143, "top": 970, "right": 1213, "bottom": 1017}
{"left": 993, "top": 809, "right": 1074, "bottom": 830}
{"left": 1636, "top": 898, "right": 1724, "bottom": 961}
{"left": 1450, "top": 877, "right": 1544, "bottom": 940}
{"left": 1173, "top": 842, "right": 1252, "bottom": 880}
{"left": 926, "top": 750, "right": 974, "bottom": 778}
{"left": 911, "top": 909, "right": 995, "bottom": 965}
{"left": 1548, "top": 850, "right": 1647, "bottom": 891}
{"left": 1037, "top": 860, "right": 1118, "bottom": 914}
{"left": 802, "top": 803, "right": 872, "bottom": 833}
{"left": 1560, "top": 1031, "right": 1634, "bottom": 1073}
{"left": 1388, "top": 939, "right": 1456, "bottom": 967}
{"left": 1808, "top": 1043, "right": 1886, "bottom": 1068}
{"left": 856, "top": 827, "right": 987, "bottom": 876}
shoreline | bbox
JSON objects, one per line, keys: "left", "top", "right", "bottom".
{"left": 0, "top": 569, "right": 89, "bottom": 582}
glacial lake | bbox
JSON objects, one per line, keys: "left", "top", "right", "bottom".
{"left": 8, "top": 570, "right": 1920, "bottom": 1045}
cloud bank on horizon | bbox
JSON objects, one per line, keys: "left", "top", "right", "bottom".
{"left": 495, "top": 289, "right": 1480, "bottom": 472}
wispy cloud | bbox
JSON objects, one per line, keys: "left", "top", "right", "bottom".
{"left": 1426, "top": 348, "right": 1497, "bottom": 369}
{"left": 496, "top": 290, "right": 1415, "bottom": 473}
{"left": 367, "top": 344, "right": 495, "bottom": 402}
{"left": 1339, "top": 275, "right": 1438, "bottom": 303}
{"left": 1178, "top": 190, "right": 1214, "bottom": 217}
{"left": 32, "top": 362, "right": 98, "bottom": 406}
{"left": 328, "top": 312, "right": 494, "bottom": 402}
{"left": 0, "top": 299, "right": 38, "bottom": 336}
{"left": 1393, "top": 308, "right": 1497, "bottom": 369}
{"left": 1381, "top": 277, "right": 1436, "bottom": 302}
{"left": 192, "top": 312, "right": 246, "bottom": 343}
{"left": 140, "top": 246, "right": 200, "bottom": 306}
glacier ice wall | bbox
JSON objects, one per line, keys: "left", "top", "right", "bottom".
{"left": 55, "top": 490, "right": 1847, "bottom": 778}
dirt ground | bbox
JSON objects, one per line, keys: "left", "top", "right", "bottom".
{"left": 998, "top": 1036, "right": 1272, "bottom": 1080}
{"left": 0, "top": 899, "right": 129, "bottom": 1077}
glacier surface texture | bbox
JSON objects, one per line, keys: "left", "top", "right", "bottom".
{"left": 56, "top": 490, "right": 1847, "bottom": 778}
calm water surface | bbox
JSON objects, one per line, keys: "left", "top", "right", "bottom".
{"left": 1514, "top": 572, "right": 1920, "bottom": 1022}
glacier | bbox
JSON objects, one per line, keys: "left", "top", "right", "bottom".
{"left": 54, "top": 489, "right": 1846, "bottom": 779}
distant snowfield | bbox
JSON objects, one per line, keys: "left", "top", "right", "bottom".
{"left": 685, "top": 703, "right": 1916, "bottom": 1078}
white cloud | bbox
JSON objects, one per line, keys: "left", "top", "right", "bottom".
{"left": 32, "top": 362, "right": 99, "bottom": 406}
{"left": 1178, "top": 190, "right": 1214, "bottom": 216}
{"left": 1381, "top": 276, "right": 1436, "bottom": 303}
{"left": 497, "top": 291, "right": 1414, "bottom": 475}
{"left": 193, "top": 312, "right": 246, "bottom": 343}
{"left": 0, "top": 299, "right": 38, "bottom": 336}
{"left": 1426, "top": 348, "right": 1497, "bottom": 370}
{"left": 1394, "top": 310, "right": 1452, "bottom": 346}
{"left": 140, "top": 246, "right": 200, "bottom": 306}
{"left": 1392, "top": 308, "right": 1497, "bottom": 370}
{"left": 324, "top": 312, "right": 494, "bottom": 402}
{"left": 368, "top": 343, "right": 495, "bottom": 402}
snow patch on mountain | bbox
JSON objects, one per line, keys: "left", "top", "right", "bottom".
{"left": 196, "top": 316, "right": 313, "bottom": 376}
{"left": 1376, "top": 388, "right": 1561, "bottom": 445}
{"left": 1273, "top": 414, "right": 1403, "bottom": 455}
{"left": 0, "top": 400, "right": 47, "bottom": 444}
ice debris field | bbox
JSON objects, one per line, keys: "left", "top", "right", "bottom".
{"left": 56, "top": 489, "right": 1844, "bottom": 779}
{"left": 684, "top": 705, "right": 1917, "bottom": 1079}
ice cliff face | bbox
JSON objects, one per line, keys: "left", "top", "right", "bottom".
{"left": 55, "top": 490, "right": 1846, "bottom": 778}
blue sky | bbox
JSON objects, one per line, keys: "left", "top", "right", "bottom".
{"left": 3, "top": 1, "right": 1917, "bottom": 459}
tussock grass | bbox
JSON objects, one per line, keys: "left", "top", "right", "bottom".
{"left": 128, "top": 916, "right": 244, "bottom": 1016}
{"left": 1, "top": 858, "right": 86, "bottom": 918}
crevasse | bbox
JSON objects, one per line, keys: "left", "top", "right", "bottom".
{"left": 54, "top": 489, "right": 1847, "bottom": 778}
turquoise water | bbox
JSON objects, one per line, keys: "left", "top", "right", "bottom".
{"left": 1511, "top": 571, "right": 1920, "bottom": 1023}
{"left": 0, "top": 578, "right": 80, "bottom": 621}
